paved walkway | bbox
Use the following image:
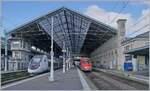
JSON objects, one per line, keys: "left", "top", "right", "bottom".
{"left": 2, "top": 67, "right": 83, "bottom": 90}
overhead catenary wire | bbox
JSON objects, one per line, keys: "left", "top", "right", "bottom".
{"left": 126, "top": 14, "right": 149, "bottom": 30}
{"left": 127, "top": 12, "right": 149, "bottom": 37}
{"left": 127, "top": 23, "right": 149, "bottom": 37}
{"left": 2, "top": 16, "right": 17, "bottom": 28}
{"left": 109, "top": 0, "right": 129, "bottom": 24}
{"left": 1, "top": 16, "right": 18, "bottom": 34}
{"left": 107, "top": 1, "right": 119, "bottom": 22}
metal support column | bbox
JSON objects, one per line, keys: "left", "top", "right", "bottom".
{"left": 68, "top": 52, "right": 71, "bottom": 69}
{"left": 69, "top": 60, "right": 71, "bottom": 69}
{"left": 66, "top": 48, "right": 69, "bottom": 71}
{"left": 58, "top": 61, "right": 59, "bottom": 68}
{"left": 49, "top": 17, "right": 54, "bottom": 81}
{"left": 66, "top": 60, "right": 69, "bottom": 71}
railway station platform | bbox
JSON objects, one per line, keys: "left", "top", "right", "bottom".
{"left": 94, "top": 68, "right": 149, "bottom": 85}
{"left": 1, "top": 67, "right": 90, "bottom": 90}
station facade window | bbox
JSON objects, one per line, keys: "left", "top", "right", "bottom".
{"left": 12, "top": 41, "right": 20, "bottom": 49}
{"left": 18, "top": 62, "right": 21, "bottom": 70}
{"left": 13, "top": 51, "right": 20, "bottom": 59}
{"left": 125, "top": 55, "right": 132, "bottom": 61}
{"left": 145, "top": 55, "right": 149, "bottom": 69}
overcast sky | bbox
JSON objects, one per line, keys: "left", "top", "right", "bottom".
{"left": 1, "top": 0, "right": 150, "bottom": 37}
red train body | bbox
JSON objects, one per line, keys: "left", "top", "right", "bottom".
{"left": 79, "top": 57, "right": 92, "bottom": 71}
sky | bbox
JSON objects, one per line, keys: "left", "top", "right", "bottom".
{"left": 1, "top": 0, "right": 150, "bottom": 37}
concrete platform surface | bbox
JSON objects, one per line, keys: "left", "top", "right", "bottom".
{"left": 1, "top": 68, "right": 83, "bottom": 90}
{"left": 94, "top": 68, "right": 149, "bottom": 85}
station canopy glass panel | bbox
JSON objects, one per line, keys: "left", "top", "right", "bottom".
{"left": 9, "top": 7, "right": 117, "bottom": 56}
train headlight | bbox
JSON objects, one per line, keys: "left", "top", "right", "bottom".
{"left": 84, "top": 67, "right": 88, "bottom": 69}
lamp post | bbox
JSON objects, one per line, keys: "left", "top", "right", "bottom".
{"left": 4, "top": 30, "right": 8, "bottom": 71}
{"left": 62, "top": 42, "right": 66, "bottom": 73}
{"left": 49, "top": 17, "right": 54, "bottom": 81}
{"left": 66, "top": 48, "right": 68, "bottom": 71}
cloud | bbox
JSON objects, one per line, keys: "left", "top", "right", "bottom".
{"left": 84, "top": 5, "right": 149, "bottom": 37}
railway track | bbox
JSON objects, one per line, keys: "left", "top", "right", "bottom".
{"left": 84, "top": 70, "right": 149, "bottom": 90}
{"left": 1, "top": 67, "right": 62, "bottom": 86}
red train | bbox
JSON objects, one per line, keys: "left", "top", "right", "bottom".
{"left": 79, "top": 57, "right": 92, "bottom": 71}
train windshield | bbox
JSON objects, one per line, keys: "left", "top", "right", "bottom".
{"left": 31, "top": 57, "right": 41, "bottom": 64}
{"left": 82, "top": 61, "right": 90, "bottom": 64}
{"left": 81, "top": 58, "right": 91, "bottom": 63}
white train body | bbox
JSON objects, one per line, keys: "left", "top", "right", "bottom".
{"left": 28, "top": 55, "right": 49, "bottom": 74}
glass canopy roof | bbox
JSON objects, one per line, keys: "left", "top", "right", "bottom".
{"left": 9, "top": 7, "right": 117, "bottom": 56}
{"left": 39, "top": 8, "right": 90, "bottom": 54}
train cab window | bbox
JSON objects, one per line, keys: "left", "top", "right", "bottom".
{"left": 82, "top": 61, "right": 91, "bottom": 64}
{"left": 31, "top": 57, "right": 41, "bottom": 64}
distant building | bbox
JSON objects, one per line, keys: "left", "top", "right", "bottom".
{"left": 122, "top": 31, "right": 149, "bottom": 72}
{"left": 9, "top": 37, "right": 32, "bottom": 71}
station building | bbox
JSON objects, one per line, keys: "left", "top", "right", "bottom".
{"left": 6, "top": 7, "right": 149, "bottom": 72}
{"left": 8, "top": 38, "right": 32, "bottom": 71}
{"left": 7, "top": 7, "right": 117, "bottom": 71}
{"left": 91, "top": 24, "right": 149, "bottom": 72}
{"left": 90, "top": 20, "right": 149, "bottom": 72}
{"left": 122, "top": 31, "right": 149, "bottom": 72}
{"left": 90, "top": 19, "right": 127, "bottom": 70}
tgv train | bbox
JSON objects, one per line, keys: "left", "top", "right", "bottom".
{"left": 28, "top": 55, "right": 49, "bottom": 74}
{"left": 28, "top": 55, "right": 62, "bottom": 74}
